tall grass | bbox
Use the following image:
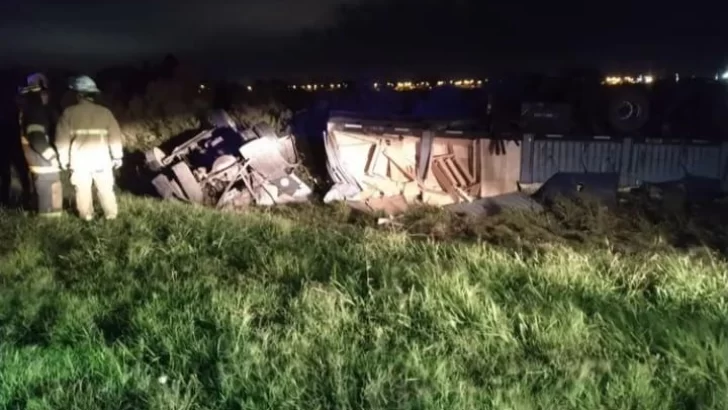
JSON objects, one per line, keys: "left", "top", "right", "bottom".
{"left": 1, "top": 195, "right": 727, "bottom": 409}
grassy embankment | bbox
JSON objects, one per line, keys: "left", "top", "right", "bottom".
{"left": 1, "top": 194, "right": 728, "bottom": 409}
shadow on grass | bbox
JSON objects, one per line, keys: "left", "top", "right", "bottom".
{"left": 95, "top": 301, "right": 138, "bottom": 345}
{"left": 116, "top": 149, "right": 158, "bottom": 198}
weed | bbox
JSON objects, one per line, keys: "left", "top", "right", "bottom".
{"left": 1, "top": 195, "right": 728, "bottom": 409}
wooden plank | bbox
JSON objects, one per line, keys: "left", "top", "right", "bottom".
{"left": 445, "top": 158, "right": 468, "bottom": 186}
{"left": 382, "top": 145, "right": 416, "bottom": 168}
{"left": 422, "top": 190, "right": 456, "bottom": 206}
{"left": 450, "top": 157, "right": 475, "bottom": 184}
{"left": 431, "top": 160, "right": 460, "bottom": 202}
{"left": 383, "top": 149, "right": 430, "bottom": 201}
{"left": 432, "top": 153, "right": 454, "bottom": 161}
{"left": 479, "top": 138, "right": 487, "bottom": 197}
{"left": 381, "top": 145, "right": 416, "bottom": 183}
{"left": 387, "top": 160, "right": 409, "bottom": 181}
{"left": 402, "top": 181, "right": 421, "bottom": 202}
{"left": 471, "top": 139, "right": 478, "bottom": 184}
{"left": 361, "top": 175, "right": 403, "bottom": 196}
{"left": 441, "top": 160, "right": 463, "bottom": 187}
{"left": 338, "top": 131, "right": 380, "bottom": 145}
{"left": 455, "top": 187, "right": 474, "bottom": 203}
{"left": 382, "top": 150, "right": 416, "bottom": 181}
{"left": 365, "top": 141, "right": 382, "bottom": 175}
{"left": 478, "top": 138, "right": 522, "bottom": 198}
{"left": 371, "top": 142, "right": 389, "bottom": 177}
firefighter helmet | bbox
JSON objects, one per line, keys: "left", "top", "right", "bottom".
{"left": 69, "top": 75, "right": 100, "bottom": 93}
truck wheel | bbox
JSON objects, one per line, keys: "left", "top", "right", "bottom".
{"left": 145, "top": 147, "right": 166, "bottom": 172}
{"left": 171, "top": 162, "right": 204, "bottom": 204}
{"left": 607, "top": 88, "right": 650, "bottom": 134}
{"left": 253, "top": 122, "right": 279, "bottom": 140}
{"left": 151, "top": 174, "right": 183, "bottom": 200}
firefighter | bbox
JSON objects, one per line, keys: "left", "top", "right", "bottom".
{"left": 55, "top": 75, "right": 124, "bottom": 221}
{"left": 18, "top": 72, "right": 63, "bottom": 216}
{"left": 0, "top": 90, "right": 32, "bottom": 207}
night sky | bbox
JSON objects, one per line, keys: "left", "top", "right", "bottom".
{"left": 0, "top": 0, "right": 725, "bottom": 78}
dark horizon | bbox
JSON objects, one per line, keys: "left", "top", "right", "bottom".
{"left": 0, "top": 0, "right": 725, "bottom": 79}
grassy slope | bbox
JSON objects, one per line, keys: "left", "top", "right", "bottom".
{"left": 1, "top": 195, "right": 728, "bottom": 409}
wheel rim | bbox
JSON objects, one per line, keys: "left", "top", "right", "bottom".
{"left": 617, "top": 101, "right": 635, "bottom": 120}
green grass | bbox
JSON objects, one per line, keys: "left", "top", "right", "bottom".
{"left": 1, "top": 195, "right": 728, "bottom": 409}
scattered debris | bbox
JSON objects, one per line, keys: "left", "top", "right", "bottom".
{"left": 631, "top": 174, "right": 726, "bottom": 213}
{"left": 143, "top": 109, "right": 727, "bottom": 219}
{"left": 637, "top": 174, "right": 724, "bottom": 203}
{"left": 323, "top": 112, "right": 523, "bottom": 215}
{"left": 377, "top": 217, "right": 404, "bottom": 227}
{"left": 144, "top": 111, "right": 311, "bottom": 209}
{"left": 534, "top": 172, "right": 621, "bottom": 208}
{"left": 447, "top": 192, "right": 544, "bottom": 217}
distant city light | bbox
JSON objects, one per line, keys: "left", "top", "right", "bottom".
{"left": 603, "top": 74, "right": 655, "bottom": 86}
{"left": 285, "top": 79, "right": 486, "bottom": 92}
{"left": 604, "top": 76, "right": 622, "bottom": 85}
{"left": 721, "top": 71, "right": 728, "bottom": 80}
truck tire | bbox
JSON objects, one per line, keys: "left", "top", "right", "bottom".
{"left": 145, "top": 147, "right": 166, "bottom": 172}
{"left": 607, "top": 88, "right": 650, "bottom": 134}
{"left": 253, "top": 122, "right": 279, "bottom": 141}
{"left": 151, "top": 174, "right": 183, "bottom": 200}
{"left": 171, "top": 161, "right": 204, "bottom": 204}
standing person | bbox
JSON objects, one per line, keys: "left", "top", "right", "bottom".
{"left": 0, "top": 92, "right": 32, "bottom": 207}
{"left": 18, "top": 73, "right": 63, "bottom": 216}
{"left": 55, "top": 75, "right": 124, "bottom": 221}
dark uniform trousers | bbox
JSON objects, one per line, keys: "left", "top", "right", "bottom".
{"left": 0, "top": 116, "right": 32, "bottom": 206}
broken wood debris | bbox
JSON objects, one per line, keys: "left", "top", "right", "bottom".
{"left": 145, "top": 111, "right": 313, "bottom": 210}
{"left": 323, "top": 113, "right": 524, "bottom": 215}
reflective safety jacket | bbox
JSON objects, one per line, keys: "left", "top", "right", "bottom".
{"left": 55, "top": 99, "right": 124, "bottom": 171}
{"left": 19, "top": 99, "right": 60, "bottom": 174}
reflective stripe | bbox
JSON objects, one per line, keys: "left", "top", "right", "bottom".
{"left": 20, "top": 85, "right": 43, "bottom": 95}
{"left": 41, "top": 148, "right": 56, "bottom": 160}
{"left": 29, "top": 166, "right": 60, "bottom": 174}
{"left": 39, "top": 211, "right": 63, "bottom": 218}
{"left": 26, "top": 124, "right": 46, "bottom": 134}
{"left": 74, "top": 128, "right": 108, "bottom": 135}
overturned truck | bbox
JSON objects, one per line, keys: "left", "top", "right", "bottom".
{"left": 323, "top": 112, "right": 541, "bottom": 215}
{"left": 144, "top": 111, "right": 312, "bottom": 210}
